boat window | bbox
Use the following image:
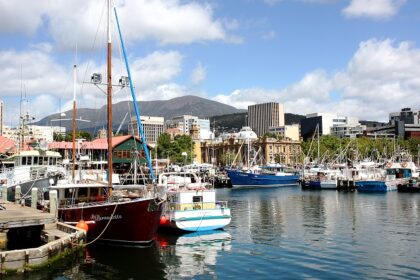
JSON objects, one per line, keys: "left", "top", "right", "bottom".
{"left": 193, "top": 196, "right": 203, "bottom": 203}
{"left": 64, "top": 188, "right": 75, "bottom": 199}
{"left": 27, "top": 157, "right": 32, "bottom": 165}
{"left": 386, "top": 169, "right": 396, "bottom": 175}
{"left": 34, "top": 157, "right": 39, "bottom": 165}
{"left": 89, "top": 187, "right": 99, "bottom": 198}
{"left": 39, "top": 157, "right": 43, "bottom": 165}
{"left": 77, "top": 188, "right": 88, "bottom": 198}
{"left": 44, "top": 157, "right": 49, "bottom": 165}
{"left": 52, "top": 158, "right": 56, "bottom": 165}
{"left": 22, "top": 157, "right": 27, "bottom": 165}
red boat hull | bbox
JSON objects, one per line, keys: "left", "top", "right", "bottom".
{"left": 58, "top": 198, "right": 162, "bottom": 244}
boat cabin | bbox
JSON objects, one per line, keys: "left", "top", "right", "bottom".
{"left": 386, "top": 168, "right": 412, "bottom": 179}
{"left": 53, "top": 184, "right": 108, "bottom": 206}
{"left": 167, "top": 190, "right": 218, "bottom": 211}
{"left": 11, "top": 151, "right": 61, "bottom": 167}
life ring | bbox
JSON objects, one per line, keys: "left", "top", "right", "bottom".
{"left": 401, "top": 162, "right": 408, "bottom": 168}
{"left": 386, "top": 162, "right": 392, "bottom": 168}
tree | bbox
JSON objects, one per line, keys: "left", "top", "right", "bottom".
{"left": 155, "top": 133, "right": 194, "bottom": 164}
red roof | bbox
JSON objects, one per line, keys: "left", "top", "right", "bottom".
{"left": 0, "top": 136, "right": 16, "bottom": 154}
{"left": 48, "top": 135, "right": 145, "bottom": 151}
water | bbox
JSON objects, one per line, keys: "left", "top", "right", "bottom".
{"left": 10, "top": 187, "right": 420, "bottom": 279}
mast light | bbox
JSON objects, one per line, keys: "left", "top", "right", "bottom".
{"left": 91, "top": 73, "right": 102, "bottom": 84}
{"left": 119, "top": 76, "right": 129, "bottom": 87}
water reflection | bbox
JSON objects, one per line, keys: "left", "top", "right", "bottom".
{"left": 4, "top": 188, "right": 420, "bottom": 279}
{"left": 157, "top": 230, "right": 231, "bottom": 279}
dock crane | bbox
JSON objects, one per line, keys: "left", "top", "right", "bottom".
{"left": 115, "top": 112, "right": 129, "bottom": 135}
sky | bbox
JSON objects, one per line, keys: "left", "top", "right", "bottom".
{"left": 0, "top": 0, "right": 419, "bottom": 126}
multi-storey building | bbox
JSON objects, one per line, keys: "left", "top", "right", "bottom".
{"left": 128, "top": 116, "right": 164, "bottom": 145}
{"left": 166, "top": 115, "right": 212, "bottom": 140}
{"left": 248, "top": 102, "right": 284, "bottom": 136}
{"left": 300, "top": 113, "right": 365, "bottom": 139}
{"left": 2, "top": 125, "right": 65, "bottom": 143}
{"left": 268, "top": 124, "right": 300, "bottom": 141}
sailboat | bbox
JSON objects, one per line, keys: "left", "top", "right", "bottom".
{"left": 47, "top": 0, "right": 163, "bottom": 244}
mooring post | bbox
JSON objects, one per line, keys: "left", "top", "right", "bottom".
{"left": 49, "top": 190, "right": 58, "bottom": 218}
{"left": 31, "top": 187, "right": 38, "bottom": 209}
{"left": 15, "top": 185, "right": 21, "bottom": 204}
{"left": 1, "top": 185, "right": 7, "bottom": 201}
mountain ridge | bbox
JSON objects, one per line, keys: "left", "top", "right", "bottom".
{"left": 35, "top": 95, "right": 246, "bottom": 133}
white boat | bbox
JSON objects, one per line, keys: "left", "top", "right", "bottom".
{"left": 357, "top": 161, "right": 418, "bottom": 192}
{"left": 158, "top": 172, "right": 231, "bottom": 232}
{"left": 0, "top": 150, "right": 65, "bottom": 201}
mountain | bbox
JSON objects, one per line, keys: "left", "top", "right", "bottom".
{"left": 35, "top": 95, "right": 245, "bottom": 133}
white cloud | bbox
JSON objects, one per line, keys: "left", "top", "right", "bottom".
{"left": 0, "top": 49, "right": 69, "bottom": 97}
{"left": 214, "top": 38, "right": 420, "bottom": 121}
{"left": 130, "top": 51, "right": 183, "bottom": 89}
{"left": 190, "top": 62, "right": 207, "bottom": 85}
{"left": 0, "top": 0, "right": 48, "bottom": 35}
{"left": 0, "top": 46, "right": 187, "bottom": 122}
{"left": 342, "top": 0, "right": 406, "bottom": 20}
{"left": 0, "top": 0, "right": 235, "bottom": 50}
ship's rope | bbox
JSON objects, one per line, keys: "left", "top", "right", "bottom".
{"left": 82, "top": 199, "right": 119, "bottom": 246}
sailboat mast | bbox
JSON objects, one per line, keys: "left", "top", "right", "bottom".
{"left": 317, "top": 124, "right": 320, "bottom": 164}
{"left": 107, "top": 0, "right": 113, "bottom": 190}
{"left": 71, "top": 64, "right": 77, "bottom": 182}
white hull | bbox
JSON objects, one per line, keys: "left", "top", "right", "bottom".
{"left": 162, "top": 208, "right": 231, "bottom": 232}
{"left": 320, "top": 180, "right": 337, "bottom": 189}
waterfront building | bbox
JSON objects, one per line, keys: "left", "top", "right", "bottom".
{"left": 368, "top": 108, "right": 420, "bottom": 139}
{"left": 2, "top": 125, "right": 66, "bottom": 143}
{"left": 301, "top": 113, "right": 365, "bottom": 140}
{"left": 248, "top": 102, "right": 284, "bottom": 136}
{"left": 200, "top": 128, "right": 301, "bottom": 166}
{"left": 268, "top": 124, "right": 300, "bottom": 141}
{"left": 166, "top": 115, "right": 212, "bottom": 140}
{"left": 128, "top": 116, "right": 164, "bottom": 145}
{"left": 389, "top": 107, "right": 420, "bottom": 125}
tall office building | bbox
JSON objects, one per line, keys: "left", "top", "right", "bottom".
{"left": 128, "top": 116, "right": 164, "bottom": 144}
{"left": 248, "top": 102, "right": 284, "bottom": 136}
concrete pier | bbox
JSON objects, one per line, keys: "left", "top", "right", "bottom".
{"left": 0, "top": 199, "right": 85, "bottom": 274}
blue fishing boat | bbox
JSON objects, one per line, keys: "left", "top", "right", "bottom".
{"left": 356, "top": 162, "right": 417, "bottom": 192}
{"left": 227, "top": 164, "right": 299, "bottom": 189}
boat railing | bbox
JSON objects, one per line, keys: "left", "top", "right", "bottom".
{"left": 216, "top": 201, "right": 229, "bottom": 208}
{"left": 167, "top": 201, "right": 224, "bottom": 211}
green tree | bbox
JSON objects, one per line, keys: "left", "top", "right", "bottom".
{"left": 155, "top": 133, "right": 194, "bottom": 164}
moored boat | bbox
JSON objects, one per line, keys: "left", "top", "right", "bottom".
{"left": 158, "top": 172, "right": 231, "bottom": 232}
{"left": 44, "top": 0, "right": 164, "bottom": 244}
{"left": 356, "top": 161, "right": 416, "bottom": 192}
{"left": 397, "top": 179, "right": 420, "bottom": 193}
{"left": 0, "top": 150, "right": 65, "bottom": 202}
{"left": 51, "top": 183, "right": 163, "bottom": 244}
{"left": 227, "top": 164, "right": 299, "bottom": 189}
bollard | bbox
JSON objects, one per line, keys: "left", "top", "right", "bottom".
{"left": 15, "top": 185, "right": 21, "bottom": 204}
{"left": 1, "top": 185, "right": 7, "bottom": 201}
{"left": 49, "top": 190, "right": 58, "bottom": 218}
{"left": 31, "top": 188, "right": 38, "bottom": 209}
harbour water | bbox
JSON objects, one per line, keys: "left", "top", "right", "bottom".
{"left": 11, "top": 187, "right": 420, "bottom": 279}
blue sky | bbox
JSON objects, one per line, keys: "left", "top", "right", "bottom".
{"left": 0, "top": 0, "right": 419, "bottom": 126}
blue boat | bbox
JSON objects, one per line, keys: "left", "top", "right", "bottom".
{"left": 356, "top": 162, "right": 416, "bottom": 192}
{"left": 227, "top": 164, "right": 299, "bottom": 189}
